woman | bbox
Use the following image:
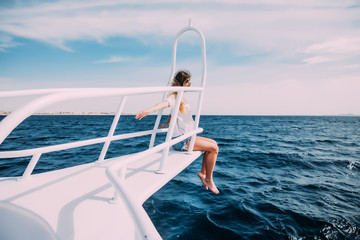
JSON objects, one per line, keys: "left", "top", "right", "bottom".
{"left": 135, "top": 70, "right": 219, "bottom": 194}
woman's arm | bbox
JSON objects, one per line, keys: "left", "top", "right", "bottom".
{"left": 135, "top": 101, "right": 169, "bottom": 120}
{"left": 159, "top": 115, "right": 171, "bottom": 128}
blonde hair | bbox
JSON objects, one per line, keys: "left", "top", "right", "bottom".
{"left": 170, "top": 70, "right": 191, "bottom": 114}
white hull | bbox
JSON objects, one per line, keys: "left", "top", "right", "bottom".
{"left": 0, "top": 20, "right": 207, "bottom": 240}
{"left": 0, "top": 150, "right": 202, "bottom": 239}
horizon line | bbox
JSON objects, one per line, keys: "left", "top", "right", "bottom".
{"left": 0, "top": 111, "right": 359, "bottom": 117}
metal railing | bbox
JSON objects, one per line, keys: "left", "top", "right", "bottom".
{"left": 105, "top": 20, "right": 208, "bottom": 240}
{"left": 0, "top": 87, "right": 203, "bottom": 178}
{"left": 0, "top": 20, "right": 207, "bottom": 240}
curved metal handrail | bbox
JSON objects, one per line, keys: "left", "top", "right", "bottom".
{"left": 105, "top": 127, "right": 203, "bottom": 239}
{"left": 0, "top": 86, "right": 204, "bottom": 240}
{"left": 0, "top": 20, "right": 208, "bottom": 240}
{"left": 0, "top": 86, "right": 202, "bottom": 145}
{"left": 150, "top": 19, "right": 207, "bottom": 155}
{"left": 0, "top": 86, "right": 202, "bottom": 177}
{"left": 168, "top": 19, "right": 207, "bottom": 87}
{"left": 105, "top": 21, "right": 208, "bottom": 239}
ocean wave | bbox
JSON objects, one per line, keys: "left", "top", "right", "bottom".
{"left": 2, "top": 115, "right": 360, "bottom": 239}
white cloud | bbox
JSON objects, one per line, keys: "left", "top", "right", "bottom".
{"left": 96, "top": 56, "right": 129, "bottom": 63}
{"left": 1, "top": 0, "right": 360, "bottom": 115}
{"left": 95, "top": 56, "right": 146, "bottom": 63}
{"left": 2, "top": 0, "right": 357, "bottom": 14}
{"left": 342, "top": 64, "right": 360, "bottom": 69}
{"left": 1, "top": 0, "right": 359, "bottom": 53}
{"left": 0, "top": 34, "right": 21, "bottom": 51}
{"left": 299, "top": 37, "right": 360, "bottom": 65}
{"left": 203, "top": 58, "right": 360, "bottom": 115}
{"left": 302, "top": 56, "right": 337, "bottom": 65}
{"left": 303, "top": 37, "right": 360, "bottom": 55}
{"left": 206, "top": 71, "right": 360, "bottom": 115}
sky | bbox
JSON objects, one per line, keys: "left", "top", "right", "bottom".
{"left": 0, "top": 0, "right": 359, "bottom": 115}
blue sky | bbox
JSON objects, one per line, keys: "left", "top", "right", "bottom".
{"left": 0, "top": 0, "right": 359, "bottom": 115}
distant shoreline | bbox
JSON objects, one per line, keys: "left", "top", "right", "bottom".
{"left": 0, "top": 112, "right": 359, "bottom": 117}
{"left": 0, "top": 112, "right": 119, "bottom": 116}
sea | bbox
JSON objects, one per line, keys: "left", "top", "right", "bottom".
{"left": 0, "top": 115, "right": 359, "bottom": 240}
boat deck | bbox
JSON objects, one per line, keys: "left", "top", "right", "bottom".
{"left": 0, "top": 150, "right": 202, "bottom": 240}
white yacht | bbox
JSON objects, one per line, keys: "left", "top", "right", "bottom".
{"left": 0, "top": 21, "right": 207, "bottom": 240}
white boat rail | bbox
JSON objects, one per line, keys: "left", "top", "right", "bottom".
{"left": 0, "top": 86, "right": 202, "bottom": 175}
{"left": 150, "top": 19, "right": 207, "bottom": 161}
{"left": 0, "top": 20, "right": 207, "bottom": 240}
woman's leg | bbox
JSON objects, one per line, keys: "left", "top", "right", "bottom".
{"left": 188, "top": 136, "right": 219, "bottom": 194}
{"left": 195, "top": 136, "right": 217, "bottom": 180}
{"left": 196, "top": 136, "right": 217, "bottom": 145}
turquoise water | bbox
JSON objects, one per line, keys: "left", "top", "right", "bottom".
{"left": 0, "top": 115, "right": 359, "bottom": 239}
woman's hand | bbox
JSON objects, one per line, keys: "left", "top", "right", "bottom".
{"left": 159, "top": 123, "right": 169, "bottom": 129}
{"left": 135, "top": 110, "right": 149, "bottom": 120}
{"left": 159, "top": 115, "right": 171, "bottom": 128}
{"left": 135, "top": 101, "right": 169, "bottom": 121}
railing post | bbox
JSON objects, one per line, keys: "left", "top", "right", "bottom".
{"left": 156, "top": 90, "right": 184, "bottom": 173}
{"left": 149, "top": 90, "right": 171, "bottom": 149}
{"left": 21, "top": 153, "right": 41, "bottom": 180}
{"left": 109, "top": 167, "right": 126, "bottom": 204}
{"left": 106, "top": 165, "right": 162, "bottom": 239}
{"left": 97, "top": 96, "right": 127, "bottom": 162}
{"left": 149, "top": 107, "right": 164, "bottom": 149}
{"left": 187, "top": 88, "right": 204, "bottom": 153}
{"left": 167, "top": 20, "right": 207, "bottom": 154}
{"left": 149, "top": 111, "right": 161, "bottom": 148}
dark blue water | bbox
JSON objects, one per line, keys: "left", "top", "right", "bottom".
{"left": 0, "top": 115, "right": 359, "bottom": 239}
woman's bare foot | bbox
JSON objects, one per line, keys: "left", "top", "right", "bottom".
{"left": 198, "top": 172, "right": 219, "bottom": 194}
{"left": 204, "top": 178, "right": 219, "bottom": 194}
{"left": 197, "top": 172, "right": 208, "bottom": 190}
